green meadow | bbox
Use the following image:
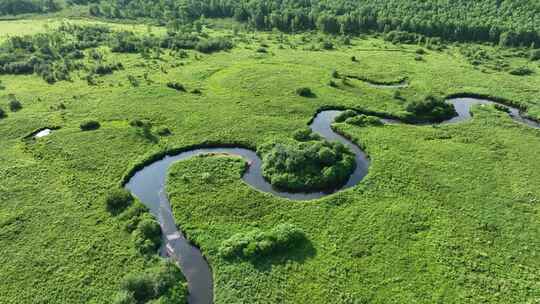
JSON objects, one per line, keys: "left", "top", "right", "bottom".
{"left": 0, "top": 16, "right": 539, "bottom": 303}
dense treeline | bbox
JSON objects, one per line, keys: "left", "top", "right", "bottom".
{"left": 0, "top": 0, "right": 61, "bottom": 16}
{"left": 89, "top": 0, "right": 540, "bottom": 47}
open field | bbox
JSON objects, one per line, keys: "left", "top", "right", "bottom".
{"left": 0, "top": 16, "right": 539, "bottom": 303}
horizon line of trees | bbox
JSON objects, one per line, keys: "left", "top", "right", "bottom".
{"left": 88, "top": 0, "right": 540, "bottom": 47}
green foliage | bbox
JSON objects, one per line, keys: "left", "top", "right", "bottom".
{"left": 509, "top": 66, "right": 534, "bottom": 76}
{"left": 334, "top": 110, "right": 357, "bottom": 123}
{"left": 0, "top": 107, "right": 5, "bottom": 119}
{"left": 406, "top": 95, "right": 456, "bottom": 122}
{"left": 0, "top": 0, "right": 61, "bottom": 16}
{"left": 195, "top": 37, "right": 233, "bottom": 54}
{"left": 117, "top": 261, "right": 186, "bottom": 304}
{"left": 531, "top": 49, "right": 540, "bottom": 61}
{"left": 292, "top": 127, "right": 321, "bottom": 142}
{"left": 260, "top": 139, "right": 355, "bottom": 192}
{"left": 166, "top": 82, "right": 186, "bottom": 92}
{"left": 295, "top": 87, "right": 315, "bottom": 98}
{"left": 105, "top": 189, "right": 134, "bottom": 215}
{"left": 80, "top": 120, "right": 100, "bottom": 131}
{"left": 218, "top": 223, "right": 306, "bottom": 259}
{"left": 157, "top": 127, "right": 172, "bottom": 136}
{"left": 8, "top": 98, "right": 22, "bottom": 112}
{"left": 345, "top": 114, "right": 383, "bottom": 127}
{"left": 127, "top": 75, "right": 140, "bottom": 87}
{"left": 132, "top": 214, "right": 161, "bottom": 256}
{"left": 112, "top": 290, "right": 136, "bottom": 304}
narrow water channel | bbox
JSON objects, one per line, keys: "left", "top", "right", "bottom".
{"left": 124, "top": 97, "right": 538, "bottom": 304}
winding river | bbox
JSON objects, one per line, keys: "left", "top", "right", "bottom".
{"left": 124, "top": 97, "right": 538, "bottom": 304}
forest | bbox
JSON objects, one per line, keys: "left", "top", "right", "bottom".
{"left": 1, "top": 0, "right": 538, "bottom": 47}
{"left": 87, "top": 0, "right": 540, "bottom": 46}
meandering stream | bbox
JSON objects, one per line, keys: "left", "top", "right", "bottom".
{"left": 124, "top": 97, "right": 538, "bottom": 304}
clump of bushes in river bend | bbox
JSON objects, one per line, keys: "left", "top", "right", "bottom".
{"left": 260, "top": 133, "right": 355, "bottom": 192}
{"left": 406, "top": 95, "right": 456, "bottom": 122}
{"left": 218, "top": 223, "right": 306, "bottom": 259}
{"left": 335, "top": 110, "right": 383, "bottom": 127}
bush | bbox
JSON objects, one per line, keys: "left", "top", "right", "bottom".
{"left": 112, "top": 290, "right": 136, "bottom": 304}
{"left": 190, "top": 88, "right": 202, "bottom": 94}
{"left": 509, "top": 66, "right": 534, "bottom": 76}
{"left": 416, "top": 48, "right": 426, "bottom": 55}
{"left": 493, "top": 103, "right": 510, "bottom": 113}
{"left": 127, "top": 75, "right": 140, "bottom": 87}
{"left": 328, "top": 80, "right": 338, "bottom": 87}
{"left": 345, "top": 114, "right": 383, "bottom": 127}
{"left": 8, "top": 99, "right": 22, "bottom": 112}
{"left": 256, "top": 47, "right": 268, "bottom": 53}
{"left": 331, "top": 69, "right": 339, "bottom": 78}
{"left": 218, "top": 223, "right": 305, "bottom": 259}
{"left": 292, "top": 127, "right": 320, "bottom": 142}
{"left": 335, "top": 110, "right": 357, "bottom": 123}
{"left": 406, "top": 95, "right": 456, "bottom": 122}
{"left": 117, "top": 261, "right": 186, "bottom": 304}
{"left": 132, "top": 214, "right": 161, "bottom": 255}
{"left": 0, "top": 108, "right": 5, "bottom": 119}
{"left": 129, "top": 119, "right": 152, "bottom": 128}
{"left": 93, "top": 62, "right": 123, "bottom": 75}
{"left": 321, "top": 40, "right": 333, "bottom": 50}
{"left": 295, "top": 87, "right": 315, "bottom": 98}
{"left": 106, "top": 189, "right": 133, "bottom": 215}
{"left": 351, "top": 56, "right": 357, "bottom": 62}
{"left": 166, "top": 82, "right": 186, "bottom": 91}
{"left": 529, "top": 49, "right": 540, "bottom": 61}
{"left": 80, "top": 120, "right": 100, "bottom": 131}
{"left": 260, "top": 139, "right": 355, "bottom": 192}
{"left": 157, "top": 127, "right": 171, "bottom": 136}
{"left": 195, "top": 37, "right": 233, "bottom": 53}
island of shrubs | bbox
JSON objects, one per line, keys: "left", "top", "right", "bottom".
{"left": 406, "top": 95, "right": 456, "bottom": 122}
{"left": 219, "top": 223, "right": 306, "bottom": 259}
{"left": 260, "top": 133, "right": 356, "bottom": 192}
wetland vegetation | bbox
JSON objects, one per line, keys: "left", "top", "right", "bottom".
{"left": 0, "top": 1, "right": 540, "bottom": 303}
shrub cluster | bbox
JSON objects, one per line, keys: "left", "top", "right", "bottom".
{"left": 292, "top": 127, "right": 321, "bottom": 142}
{"left": 334, "top": 110, "right": 357, "bottom": 123}
{"left": 105, "top": 189, "right": 134, "bottom": 215}
{"left": 8, "top": 98, "right": 22, "bottom": 112}
{"left": 132, "top": 214, "right": 161, "bottom": 256}
{"left": 166, "top": 82, "right": 186, "bottom": 92}
{"left": 218, "top": 223, "right": 305, "bottom": 259}
{"left": 0, "top": 0, "right": 61, "bottom": 16}
{"left": 0, "top": 23, "right": 111, "bottom": 83}
{"left": 346, "top": 114, "right": 383, "bottom": 127}
{"left": 114, "top": 261, "right": 187, "bottom": 304}
{"left": 195, "top": 37, "right": 233, "bottom": 53}
{"left": 80, "top": 120, "right": 100, "bottom": 131}
{"left": 0, "top": 107, "right": 5, "bottom": 119}
{"left": 509, "top": 66, "right": 534, "bottom": 76}
{"left": 531, "top": 49, "right": 540, "bottom": 61}
{"left": 295, "top": 87, "right": 315, "bottom": 98}
{"left": 406, "top": 95, "right": 456, "bottom": 122}
{"left": 260, "top": 139, "right": 355, "bottom": 192}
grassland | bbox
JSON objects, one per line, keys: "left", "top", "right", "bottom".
{"left": 0, "top": 17, "right": 539, "bottom": 303}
